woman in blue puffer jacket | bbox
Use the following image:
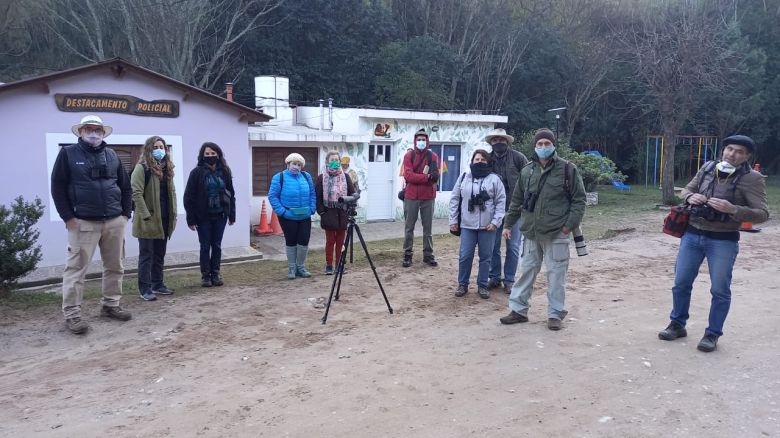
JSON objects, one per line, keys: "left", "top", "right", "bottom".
{"left": 268, "top": 153, "right": 317, "bottom": 279}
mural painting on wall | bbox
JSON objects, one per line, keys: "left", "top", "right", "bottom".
{"left": 374, "top": 123, "right": 392, "bottom": 138}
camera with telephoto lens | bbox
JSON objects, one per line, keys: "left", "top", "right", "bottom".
{"left": 573, "top": 227, "right": 588, "bottom": 257}
{"left": 338, "top": 193, "right": 361, "bottom": 217}
{"left": 690, "top": 204, "right": 731, "bottom": 222}
{"left": 468, "top": 189, "right": 490, "bottom": 212}
{"left": 522, "top": 192, "right": 539, "bottom": 212}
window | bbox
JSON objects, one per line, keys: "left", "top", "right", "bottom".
{"left": 428, "top": 144, "right": 461, "bottom": 191}
{"left": 58, "top": 143, "right": 142, "bottom": 175}
{"left": 369, "top": 144, "right": 392, "bottom": 162}
{"left": 252, "top": 147, "right": 319, "bottom": 195}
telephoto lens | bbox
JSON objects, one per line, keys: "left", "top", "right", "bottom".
{"left": 573, "top": 226, "right": 588, "bottom": 256}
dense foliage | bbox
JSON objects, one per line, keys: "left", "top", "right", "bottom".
{"left": 0, "top": 197, "right": 44, "bottom": 289}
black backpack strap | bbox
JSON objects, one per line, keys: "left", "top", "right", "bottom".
{"left": 563, "top": 159, "right": 574, "bottom": 202}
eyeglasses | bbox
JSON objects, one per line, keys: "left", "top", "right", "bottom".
{"left": 82, "top": 127, "right": 105, "bottom": 135}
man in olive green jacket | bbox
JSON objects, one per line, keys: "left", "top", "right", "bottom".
{"left": 499, "top": 128, "right": 586, "bottom": 330}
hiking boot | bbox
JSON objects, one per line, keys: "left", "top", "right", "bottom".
{"left": 139, "top": 290, "right": 157, "bottom": 301}
{"left": 153, "top": 285, "right": 174, "bottom": 295}
{"left": 325, "top": 265, "right": 334, "bottom": 275}
{"left": 454, "top": 285, "right": 468, "bottom": 297}
{"left": 402, "top": 255, "right": 413, "bottom": 268}
{"left": 201, "top": 273, "right": 213, "bottom": 287}
{"left": 503, "top": 284, "right": 512, "bottom": 295}
{"left": 697, "top": 333, "right": 719, "bottom": 352}
{"left": 500, "top": 311, "right": 528, "bottom": 325}
{"left": 658, "top": 321, "right": 687, "bottom": 341}
{"left": 211, "top": 272, "right": 224, "bottom": 287}
{"left": 478, "top": 287, "right": 490, "bottom": 299}
{"left": 548, "top": 318, "right": 562, "bottom": 331}
{"left": 487, "top": 278, "right": 501, "bottom": 289}
{"left": 423, "top": 256, "right": 438, "bottom": 267}
{"left": 66, "top": 317, "right": 89, "bottom": 334}
{"left": 100, "top": 305, "right": 132, "bottom": 321}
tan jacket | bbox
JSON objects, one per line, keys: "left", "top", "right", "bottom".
{"left": 683, "top": 162, "right": 769, "bottom": 232}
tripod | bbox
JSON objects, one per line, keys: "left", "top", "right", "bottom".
{"left": 321, "top": 207, "right": 393, "bottom": 324}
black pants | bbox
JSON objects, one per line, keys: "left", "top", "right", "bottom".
{"left": 138, "top": 238, "right": 168, "bottom": 292}
{"left": 197, "top": 214, "right": 227, "bottom": 274}
{"left": 279, "top": 217, "right": 312, "bottom": 246}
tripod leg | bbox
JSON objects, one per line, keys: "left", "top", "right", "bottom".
{"left": 353, "top": 224, "right": 394, "bottom": 314}
{"left": 322, "top": 224, "right": 352, "bottom": 324}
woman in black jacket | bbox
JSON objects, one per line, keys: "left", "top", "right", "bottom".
{"left": 183, "top": 142, "right": 236, "bottom": 287}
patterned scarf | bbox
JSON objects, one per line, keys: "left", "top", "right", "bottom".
{"left": 323, "top": 168, "right": 347, "bottom": 206}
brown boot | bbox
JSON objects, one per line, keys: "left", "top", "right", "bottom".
{"left": 66, "top": 317, "right": 89, "bottom": 334}
{"left": 100, "top": 306, "right": 132, "bottom": 321}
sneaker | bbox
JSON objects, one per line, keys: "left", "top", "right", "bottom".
{"left": 423, "top": 256, "right": 438, "bottom": 267}
{"left": 487, "top": 278, "right": 502, "bottom": 289}
{"left": 201, "top": 274, "right": 212, "bottom": 287}
{"left": 547, "top": 318, "right": 562, "bottom": 331}
{"left": 153, "top": 285, "right": 174, "bottom": 295}
{"left": 658, "top": 321, "right": 687, "bottom": 341}
{"left": 454, "top": 285, "right": 468, "bottom": 297}
{"left": 402, "top": 255, "right": 413, "bottom": 268}
{"left": 500, "top": 311, "right": 528, "bottom": 325}
{"left": 697, "top": 333, "right": 719, "bottom": 352}
{"left": 211, "top": 272, "right": 224, "bottom": 286}
{"left": 66, "top": 317, "right": 89, "bottom": 334}
{"left": 478, "top": 287, "right": 490, "bottom": 299}
{"left": 502, "top": 284, "right": 512, "bottom": 295}
{"left": 140, "top": 290, "right": 157, "bottom": 301}
{"left": 325, "top": 265, "right": 334, "bottom": 275}
{"left": 100, "top": 305, "right": 132, "bottom": 321}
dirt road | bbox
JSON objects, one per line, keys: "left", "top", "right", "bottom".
{"left": 1, "top": 214, "right": 778, "bottom": 437}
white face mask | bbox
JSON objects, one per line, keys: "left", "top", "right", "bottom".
{"left": 415, "top": 140, "right": 426, "bottom": 150}
{"left": 716, "top": 161, "right": 736, "bottom": 174}
{"left": 82, "top": 132, "right": 104, "bottom": 147}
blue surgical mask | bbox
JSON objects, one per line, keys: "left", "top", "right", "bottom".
{"left": 535, "top": 147, "right": 555, "bottom": 159}
{"left": 288, "top": 163, "right": 302, "bottom": 174}
{"left": 415, "top": 140, "right": 427, "bottom": 150}
{"left": 152, "top": 149, "right": 166, "bottom": 161}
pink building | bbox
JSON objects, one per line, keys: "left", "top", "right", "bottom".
{"left": 0, "top": 58, "right": 271, "bottom": 268}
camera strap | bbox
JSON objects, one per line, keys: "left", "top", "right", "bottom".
{"left": 697, "top": 161, "right": 744, "bottom": 202}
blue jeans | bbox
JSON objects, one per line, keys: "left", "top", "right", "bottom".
{"left": 197, "top": 215, "right": 228, "bottom": 274}
{"left": 490, "top": 219, "right": 521, "bottom": 286}
{"left": 458, "top": 228, "right": 496, "bottom": 288}
{"left": 670, "top": 231, "right": 739, "bottom": 337}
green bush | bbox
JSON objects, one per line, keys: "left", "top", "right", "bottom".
{"left": 0, "top": 196, "right": 44, "bottom": 289}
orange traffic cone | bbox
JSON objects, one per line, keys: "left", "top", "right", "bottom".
{"left": 254, "top": 200, "right": 273, "bottom": 235}
{"left": 270, "top": 210, "right": 283, "bottom": 235}
{"left": 739, "top": 221, "right": 760, "bottom": 233}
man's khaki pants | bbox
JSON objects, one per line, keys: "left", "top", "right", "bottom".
{"left": 62, "top": 216, "right": 127, "bottom": 319}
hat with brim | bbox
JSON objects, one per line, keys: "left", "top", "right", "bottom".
{"left": 340, "top": 156, "right": 351, "bottom": 165}
{"left": 484, "top": 128, "right": 514, "bottom": 144}
{"left": 72, "top": 115, "right": 112, "bottom": 137}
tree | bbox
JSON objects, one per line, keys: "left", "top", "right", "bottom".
{"left": 0, "top": 197, "right": 44, "bottom": 290}
{"left": 614, "top": 0, "right": 744, "bottom": 203}
{"left": 31, "top": 0, "right": 284, "bottom": 90}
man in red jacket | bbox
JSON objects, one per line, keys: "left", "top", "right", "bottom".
{"left": 402, "top": 129, "right": 440, "bottom": 267}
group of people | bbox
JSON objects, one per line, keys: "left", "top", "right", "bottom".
{"left": 52, "top": 115, "right": 235, "bottom": 334}
{"left": 51, "top": 114, "right": 770, "bottom": 354}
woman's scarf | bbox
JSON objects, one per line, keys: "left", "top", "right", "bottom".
{"left": 323, "top": 168, "right": 347, "bottom": 206}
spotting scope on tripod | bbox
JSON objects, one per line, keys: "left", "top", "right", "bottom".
{"left": 321, "top": 193, "right": 393, "bottom": 324}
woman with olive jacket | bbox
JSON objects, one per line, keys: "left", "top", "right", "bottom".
{"left": 131, "top": 135, "right": 177, "bottom": 301}
{"left": 449, "top": 149, "right": 506, "bottom": 300}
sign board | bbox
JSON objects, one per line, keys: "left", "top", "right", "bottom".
{"left": 55, "top": 93, "right": 179, "bottom": 118}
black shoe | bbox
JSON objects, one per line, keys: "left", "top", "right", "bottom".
{"left": 100, "top": 306, "right": 132, "bottom": 321}
{"left": 658, "top": 321, "right": 687, "bottom": 341}
{"left": 547, "top": 318, "right": 562, "bottom": 331}
{"left": 454, "top": 285, "right": 467, "bottom": 297}
{"left": 402, "top": 255, "right": 413, "bottom": 268}
{"left": 211, "top": 272, "right": 224, "bottom": 287}
{"left": 66, "top": 317, "right": 89, "bottom": 334}
{"left": 503, "top": 284, "right": 512, "bottom": 295}
{"left": 478, "top": 287, "right": 490, "bottom": 299}
{"left": 500, "top": 311, "right": 528, "bottom": 325}
{"left": 201, "top": 274, "right": 212, "bottom": 287}
{"left": 697, "top": 333, "right": 719, "bottom": 352}
{"left": 153, "top": 285, "right": 174, "bottom": 295}
{"left": 487, "top": 279, "right": 501, "bottom": 289}
{"left": 423, "top": 256, "right": 438, "bottom": 267}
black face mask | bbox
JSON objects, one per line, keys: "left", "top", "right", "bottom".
{"left": 491, "top": 143, "right": 508, "bottom": 154}
{"left": 470, "top": 162, "right": 491, "bottom": 178}
{"left": 204, "top": 156, "right": 219, "bottom": 166}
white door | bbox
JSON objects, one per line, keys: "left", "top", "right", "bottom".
{"left": 366, "top": 143, "right": 394, "bottom": 220}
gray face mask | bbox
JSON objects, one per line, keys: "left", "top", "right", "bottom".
{"left": 82, "top": 133, "right": 104, "bottom": 148}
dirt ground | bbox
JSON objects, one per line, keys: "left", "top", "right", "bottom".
{"left": 1, "top": 212, "right": 778, "bottom": 438}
